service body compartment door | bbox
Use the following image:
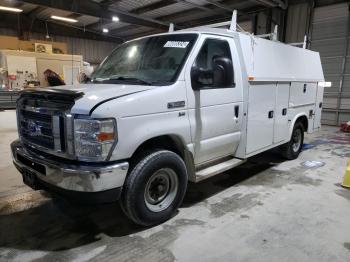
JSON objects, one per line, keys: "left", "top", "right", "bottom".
{"left": 273, "top": 83, "right": 290, "bottom": 143}
{"left": 289, "top": 82, "right": 317, "bottom": 107}
{"left": 246, "top": 83, "right": 275, "bottom": 154}
{"left": 313, "top": 84, "right": 324, "bottom": 130}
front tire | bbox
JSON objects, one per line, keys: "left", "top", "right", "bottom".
{"left": 280, "top": 122, "right": 304, "bottom": 160}
{"left": 121, "top": 150, "right": 188, "bottom": 226}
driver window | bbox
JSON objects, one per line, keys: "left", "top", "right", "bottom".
{"left": 193, "top": 39, "right": 232, "bottom": 87}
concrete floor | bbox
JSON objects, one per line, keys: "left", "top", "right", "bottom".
{"left": 0, "top": 110, "right": 350, "bottom": 262}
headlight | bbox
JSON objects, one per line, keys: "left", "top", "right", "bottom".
{"left": 74, "top": 118, "right": 116, "bottom": 161}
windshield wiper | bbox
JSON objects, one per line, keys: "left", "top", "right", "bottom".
{"left": 107, "top": 76, "right": 153, "bottom": 85}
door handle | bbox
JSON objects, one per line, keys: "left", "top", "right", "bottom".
{"left": 234, "top": 105, "right": 239, "bottom": 118}
{"left": 282, "top": 108, "right": 287, "bottom": 115}
{"left": 268, "top": 110, "right": 274, "bottom": 119}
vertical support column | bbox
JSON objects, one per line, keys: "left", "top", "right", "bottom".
{"left": 281, "top": 7, "right": 288, "bottom": 42}
{"left": 336, "top": 3, "right": 350, "bottom": 125}
{"left": 266, "top": 9, "right": 272, "bottom": 34}
{"left": 252, "top": 14, "right": 258, "bottom": 35}
{"left": 17, "top": 13, "right": 24, "bottom": 40}
{"left": 305, "top": 0, "right": 315, "bottom": 49}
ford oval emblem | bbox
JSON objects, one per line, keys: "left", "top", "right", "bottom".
{"left": 28, "top": 120, "right": 42, "bottom": 137}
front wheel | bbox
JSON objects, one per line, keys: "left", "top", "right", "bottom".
{"left": 121, "top": 150, "right": 188, "bottom": 226}
{"left": 280, "top": 122, "right": 304, "bottom": 160}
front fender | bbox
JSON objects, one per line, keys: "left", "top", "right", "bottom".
{"left": 109, "top": 111, "right": 192, "bottom": 161}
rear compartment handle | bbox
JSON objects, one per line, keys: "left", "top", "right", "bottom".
{"left": 268, "top": 110, "right": 274, "bottom": 119}
{"left": 282, "top": 108, "right": 287, "bottom": 115}
{"left": 234, "top": 105, "right": 239, "bottom": 118}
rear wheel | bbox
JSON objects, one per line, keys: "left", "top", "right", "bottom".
{"left": 280, "top": 122, "right": 304, "bottom": 160}
{"left": 121, "top": 150, "right": 188, "bottom": 226}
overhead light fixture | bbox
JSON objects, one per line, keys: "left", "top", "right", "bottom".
{"left": 112, "top": 16, "right": 119, "bottom": 22}
{"left": 103, "top": 28, "right": 109, "bottom": 33}
{"left": 51, "top": 15, "right": 78, "bottom": 23}
{"left": 0, "top": 6, "right": 23, "bottom": 13}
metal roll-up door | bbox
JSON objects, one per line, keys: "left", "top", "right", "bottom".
{"left": 310, "top": 3, "right": 350, "bottom": 125}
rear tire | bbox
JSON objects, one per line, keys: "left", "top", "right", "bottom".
{"left": 280, "top": 122, "right": 304, "bottom": 160}
{"left": 121, "top": 150, "right": 188, "bottom": 226}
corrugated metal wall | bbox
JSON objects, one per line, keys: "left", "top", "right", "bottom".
{"left": 310, "top": 3, "right": 350, "bottom": 125}
{"left": 285, "top": 3, "right": 310, "bottom": 43}
{"left": 0, "top": 29, "right": 118, "bottom": 66}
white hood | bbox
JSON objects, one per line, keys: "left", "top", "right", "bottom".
{"left": 53, "top": 83, "right": 151, "bottom": 115}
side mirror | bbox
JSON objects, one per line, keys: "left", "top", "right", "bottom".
{"left": 212, "top": 56, "right": 234, "bottom": 87}
{"left": 190, "top": 66, "right": 213, "bottom": 90}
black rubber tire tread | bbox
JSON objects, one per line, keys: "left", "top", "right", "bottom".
{"left": 280, "top": 122, "right": 305, "bottom": 160}
{"left": 121, "top": 150, "right": 188, "bottom": 226}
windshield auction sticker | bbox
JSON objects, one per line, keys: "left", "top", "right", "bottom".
{"left": 164, "top": 41, "right": 189, "bottom": 48}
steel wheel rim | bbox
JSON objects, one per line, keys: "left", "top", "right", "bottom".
{"left": 292, "top": 129, "right": 302, "bottom": 152}
{"left": 144, "top": 168, "right": 179, "bottom": 212}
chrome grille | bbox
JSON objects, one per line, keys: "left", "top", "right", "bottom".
{"left": 18, "top": 107, "right": 63, "bottom": 151}
{"left": 16, "top": 88, "right": 82, "bottom": 159}
{"left": 20, "top": 109, "right": 55, "bottom": 149}
{"left": 16, "top": 100, "right": 74, "bottom": 158}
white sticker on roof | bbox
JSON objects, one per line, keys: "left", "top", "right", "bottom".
{"left": 164, "top": 41, "right": 189, "bottom": 48}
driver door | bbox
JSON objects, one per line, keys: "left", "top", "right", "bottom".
{"left": 185, "top": 35, "right": 243, "bottom": 165}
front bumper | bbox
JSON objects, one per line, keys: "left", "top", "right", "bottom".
{"left": 11, "top": 140, "right": 129, "bottom": 202}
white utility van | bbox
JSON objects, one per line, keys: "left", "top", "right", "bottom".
{"left": 11, "top": 20, "right": 325, "bottom": 225}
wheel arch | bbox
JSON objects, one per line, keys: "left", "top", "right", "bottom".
{"left": 129, "top": 134, "right": 195, "bottom": 181}
{"left": 289, "top": 113, "right": 309, "bottom": 138}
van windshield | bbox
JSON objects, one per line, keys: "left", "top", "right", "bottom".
{"left": 91, "top": 34, "right": 198, "bottom": 85}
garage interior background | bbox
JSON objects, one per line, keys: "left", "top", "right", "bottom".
{"left": 0, "top": 0, "right": 349, "bottom": 125}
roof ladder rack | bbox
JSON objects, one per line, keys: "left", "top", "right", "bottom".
{"left": 255, "top": 25, "right": 278, "bottom": 41}
{"left": 169, "top": 23, "right": 174, "bottom": 32}
{"left": 288, "top": 35, "right": 308, "bottom": 49}
{"left": 204, "top": 10, "right": 237, "bottom": 31}
{"left": 175, "top": 10, "right": 239, "bottom": 31}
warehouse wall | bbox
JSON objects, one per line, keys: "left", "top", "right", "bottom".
{"left": 284, "top": 2, "right": 350, "bottom": 125}
{"left": 310, "top": 2, "right": 350, "bottom": 125}
{"left": 0, "top": 29, "right": 118, "bottom": 66}
{"left": 285, "top": 3, "right": 311, "bottom": 43}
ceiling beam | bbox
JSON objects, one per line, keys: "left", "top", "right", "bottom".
{"left": 87, "top": 0, "right": 179, "bottom": 31}
{"left": 132, "top": 0, "right": 178, "bottom": 15}
{"left": 251, "top": 0, "right": 278, "bottom": 8}
{"left": 176, "top": 0, "right": 230, "bottom": 14}
{"left": 111, "top": 0, "right": 256, "bottom": 37}
{"left": 122, "top": 4, "right": 269, "bottom": 40}
{"left": 198, "top": 0, "right": 234, "bottom": 12}
{"left": 0, "top": 12, "right": 123, "bottom": 43}
{"left": 108, "top": 0, "right": 236, "bottom": 35}
{"left": 273, "top": 0, "right": 288, "bottom": 9}
{"left": 106, "top": 0, "right": 230, "bottom": 35}
{"left": 19, "top": 0, "right": 169, "bottom": 29}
